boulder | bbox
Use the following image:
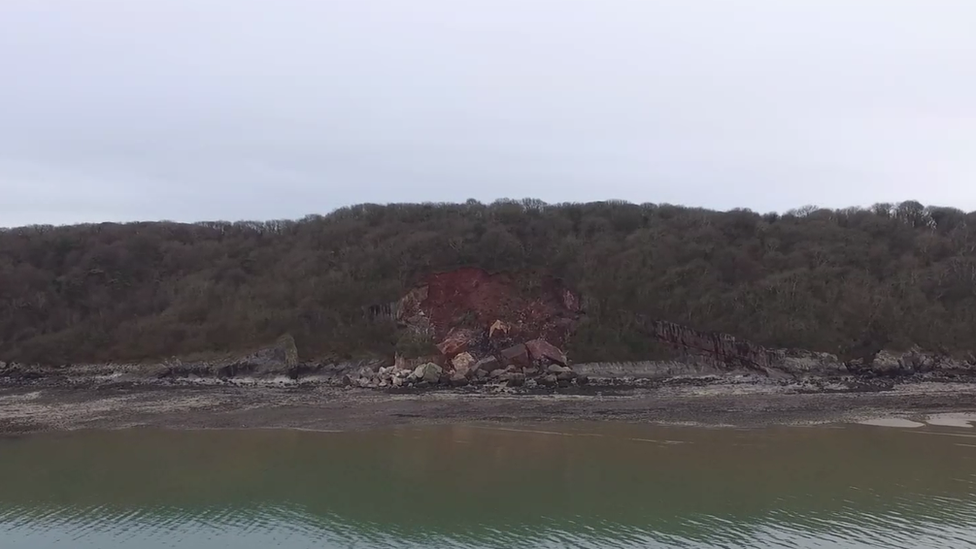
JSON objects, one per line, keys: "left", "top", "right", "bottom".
{"left": 450, "top": 373, "right": 469, "bottom": 387}
{"left": 413, "top": 362, "right": 443, "bottom": 384}
{"left": 526, "top": 339, "right": 568, "bottom": 366}
{"left": 541, "top": 374, "right": 558, "bottom": 387}
{"left": 500, "top": 344, "right": 530, "bottom": 367}
{"left": 547, "top": 364, "right": 570, "bottom": 374}
{"left": 473, "top": 356, "right": 499, "bottom": 374}
{"left": 901, "top": 347, "right": 939, "bottom": 373}
{"left": 576, "top": 374, "right": 589, "bottom": 386}
{"left": 871, "top": 350, "right": 908, "bottom": 376}
{"left": 525, "top": 378, "right": 538, "bottom": 389}
{"left": 436, "top": 328, "right": 477, "bottom": 357}
{"left": 556, "top": 370, "right": 576, "bottom": 382}
{"left": 452, "top": 352, "right": 477, "bottom": 375}
{"left": 502, "top": 372, "right": 526, "bottom": 387}
{"left": 489, "top": 368, "right": 507, "bottom": 379}
{"left": 392, "top": 376, "right": 404, "bottom": 388}
{"left": 394, "top": 367, "right": 413, "bottom": 379}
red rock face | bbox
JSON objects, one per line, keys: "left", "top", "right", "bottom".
{"left": 397, "top": 268, "right": 581, "bottom": 350}
{"left": 648, "top": 319, "right": 776, "bottom": 372}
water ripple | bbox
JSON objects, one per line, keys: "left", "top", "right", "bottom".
{"left": 4, "top": 426, "right": 976, "bottom": 548}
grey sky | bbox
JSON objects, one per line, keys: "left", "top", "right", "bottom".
{"left": 1, "top": 0, "right": 974, "bottom": 226}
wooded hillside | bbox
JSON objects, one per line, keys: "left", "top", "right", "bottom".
{"left": 2, "top": 200, "right": 974, "bottom": 365}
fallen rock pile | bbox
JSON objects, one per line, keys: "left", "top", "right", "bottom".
{"left": 351, "top": 334, "right": 587, "bottom": 390}
{"left": 351, "top": 267, "right": 588, "bottom": 391}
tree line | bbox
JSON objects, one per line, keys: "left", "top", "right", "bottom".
{"left": 1, "top": 199, "right": 974, "bottom": 365}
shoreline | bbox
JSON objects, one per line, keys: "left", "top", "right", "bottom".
{"left": 3, "top": 375, "right": 976, "bottom": 435}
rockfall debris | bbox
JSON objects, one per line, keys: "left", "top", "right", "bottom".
{"left": 361, "top": 267, "right": 588, "bottom": 389}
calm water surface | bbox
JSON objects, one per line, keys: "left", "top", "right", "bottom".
{"left": 1, "top": 423, "right": 975, "bottom": 548}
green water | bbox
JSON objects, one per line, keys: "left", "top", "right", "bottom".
{"left": 1, "top": 423, "right": 975, "bottom": 548}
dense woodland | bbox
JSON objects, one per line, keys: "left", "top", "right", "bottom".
{"left": 2, "top": 199, "right": 975, "bottom": 365}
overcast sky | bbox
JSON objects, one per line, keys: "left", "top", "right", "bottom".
{"left": 1, "top": 1, "right": 974, "bottom": 226}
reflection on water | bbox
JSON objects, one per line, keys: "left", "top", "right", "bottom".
{"left": 1, "top": 424, "right": 975, "bottom": 548}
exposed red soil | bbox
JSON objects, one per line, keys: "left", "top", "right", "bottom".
{"left": 399, "top": 268, "right": 581, "bottom": 350}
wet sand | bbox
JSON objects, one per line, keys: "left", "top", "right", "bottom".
{"left": 3, "top": 380, "right": 976, "bottom": 434}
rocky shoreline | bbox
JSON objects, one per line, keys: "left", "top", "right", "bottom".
{"left": 3, "top": 374, "right": 976, "bottom": 436}
{"left": 3, "top": 341, "right": 975, "bottom": 394}
{"left": 4, "top": 312, "right": 976, "bottom": 435}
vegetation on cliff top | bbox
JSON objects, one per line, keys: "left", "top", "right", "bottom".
{"left": 1, "top": 199, "right": 975, "bottom": 365}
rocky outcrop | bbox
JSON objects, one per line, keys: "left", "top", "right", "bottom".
{"left": 619, "top": 317, "right": 976, "bottom": 380}
{"left": 848, "top": 347, "right": 975, "bottom": 377}
{"left": 646, "top": 319, "right": 777, "bottom": 373}
{"left": 642, "top": 319, "right": 843, "bottom": 377}
{"left": 154, "top": 335, "right": 302, "bottom": 380}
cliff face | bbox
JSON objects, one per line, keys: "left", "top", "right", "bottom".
{"left": 647, "top": 319, "right": 778, "bottom": 373}
{"left": 359, "top": 268, "right": 585, "bottom": 388}
{"left": 397, "top": 268, "right": 582, "bottom": 354}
